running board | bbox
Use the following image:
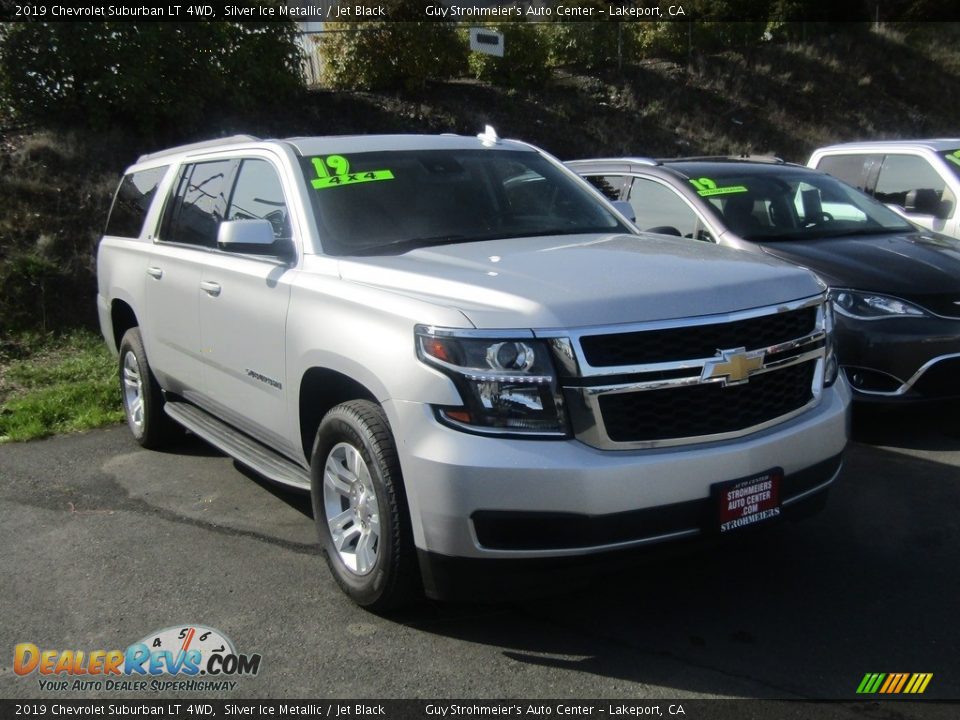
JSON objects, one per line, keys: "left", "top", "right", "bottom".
{"left": 164, "top": 400, "right": 311, "bottom": 491}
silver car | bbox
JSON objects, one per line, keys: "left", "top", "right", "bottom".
{"left": 97, "top": 132, "right": 849, "bottom": 608}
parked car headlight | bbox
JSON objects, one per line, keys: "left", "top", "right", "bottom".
{"left": 415, "top": 325, "right": 568, "bottom": 436}
{"left": 831, "top": 290, "right": 927, "bottom": 319}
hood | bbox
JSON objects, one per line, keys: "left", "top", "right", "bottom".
{"left": 338, "top": 233, "right": 823, "bottom": 329}
{"left": 756, "top": 230, "right": 960, "bottom": 311}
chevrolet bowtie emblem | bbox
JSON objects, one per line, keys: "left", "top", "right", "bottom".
{"left": 701, "top": 347, "right": 765, "bottom": 386}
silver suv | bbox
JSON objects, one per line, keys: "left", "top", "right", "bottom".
{"left": 809, "top": 139, "right": 960, "bottom": 239}
{"left": 97, "top": 132, "right": 850, "bottom": 608}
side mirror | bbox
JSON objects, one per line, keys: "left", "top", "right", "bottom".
{"left": 218, "top": 219, "right": 275, "bottom": 247}
{"left": 645, "top": 225, "right": 682, "bottom": 237}
{"left": 905, "top": 188, "right": 949, "bottom": 219}
{"left": 611, "top": 200, "right": 636, "bottom": 223}
{"left": 217, "top": 219, "right": 291, "bottom": 257}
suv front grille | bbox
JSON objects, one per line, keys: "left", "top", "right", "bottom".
{"left": 561, "top": 297, "right": 827, "bottom": 449}
{"left": 580, "top": 305, "right": 817, "bottom": 367}
{"left": 598, "top": 360, "right": 815, "bottom": 442}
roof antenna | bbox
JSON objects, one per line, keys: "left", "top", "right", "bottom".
{"left": 477, "top": 125, "right": 499, "bottom": 147}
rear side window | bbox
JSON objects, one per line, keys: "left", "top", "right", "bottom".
{"left": 628, "top": 177, "right": 705, "bottom": 239}
{"left": 105, "top": 166, "right": 168, "bottom": 238}
{"left": 815, "top": 155, "right": 872, "bottom": 191}
{"left": 159, "top": 160, "right": 234, "bottom": 247}
{"left": 874, "top": 154, "right": 952, "bottom": 212}
{"left": 583, "top": 175, "right": 625, "bottom": 201}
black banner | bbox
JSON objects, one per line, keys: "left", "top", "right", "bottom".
{"left": 1, "top": 700, "right": 958, "bottom": 720}
{"left": 1, "top": 0, "right": 959, "bottom": 24}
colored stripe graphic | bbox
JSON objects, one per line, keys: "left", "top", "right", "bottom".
{"left": 857, "top": 673, "right": 883, "bottom": 693}
{"left": 857, "top": 673, "right": 932, "bottom": 694}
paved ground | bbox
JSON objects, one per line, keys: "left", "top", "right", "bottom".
{"left": 1, "top": 407, "right": 959, "bottom": 710}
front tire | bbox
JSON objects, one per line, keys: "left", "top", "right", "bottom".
{"left": 118, "top": 327, "right": 178, "bottom": 449}
{"left": 310, "top": 400, "right": 418, "bottom": 610}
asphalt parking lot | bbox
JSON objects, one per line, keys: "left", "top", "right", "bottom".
{"left": 1, "top": 406, "right": 959, "bottom": 707}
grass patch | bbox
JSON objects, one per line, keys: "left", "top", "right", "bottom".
{"left": 0, "top": 330, "right": 123, "bottom": 442}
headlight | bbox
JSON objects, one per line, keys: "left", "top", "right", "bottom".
{"left": 415, "top": 325, "right": 568, "bottom": 436}
{"left": 831, "top": 290, "right": 927, "bottom": 319}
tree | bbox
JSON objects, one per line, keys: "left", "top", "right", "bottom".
{"left": 467, "top": 20, "right": 552, "bottom": 88}
{"left": 0, "top": 21, "right": 304, "bottom": 140}
{"left": 550, "top": 7, "right": 639, "bottom": 71}
{"left": 318, "top": 0, "right": 465, "bottom": 92}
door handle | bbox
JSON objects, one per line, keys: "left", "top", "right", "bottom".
{"left": 146, "top": 266, "right": 163, "bottom": 279}
{"left": 200, "top": 281, "right": 222, "bottom": 297}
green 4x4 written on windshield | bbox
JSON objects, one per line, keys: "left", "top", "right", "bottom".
{"left": 299, "top": 149, "right": 627, "bottom": 255}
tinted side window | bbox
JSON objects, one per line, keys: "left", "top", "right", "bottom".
{"left": 628, "top": 178, "right": 706, "bottom": 239}
{"left": 875, "top": 154, "right": 950, "bottom": 210}
{"left": 816, "top": 155, "right": 871, "bottom": 190}
{"left": 105, "top": 166, "right": 168, "bottom": 238}
{"left": 160, "top": 160, "right": 233, "bottom": 247}
{"left": 583, "top": 175, "right": 624, "bottom": 201}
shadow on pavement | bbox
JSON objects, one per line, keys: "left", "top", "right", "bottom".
{"left": 391, "top": 442, "right": 960, "bottom": 700}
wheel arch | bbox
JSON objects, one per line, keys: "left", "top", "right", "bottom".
{"left": 110, "top": 299, "right": 139, "bottom": 354}
{"left": 298, "top": 367, "right": 379, "bottom": 463}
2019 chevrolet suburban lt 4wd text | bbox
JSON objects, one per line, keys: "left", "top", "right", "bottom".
{"left": 97, "top": 131, "right": 851, "bottom": 609}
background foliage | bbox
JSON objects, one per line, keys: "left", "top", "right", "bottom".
{"left": 0, "top": 20, "right": 304, "bottom": 141}
{"left": 1, "top": 19, "right": 959, "bottom": 339}
{"left": 318, "top": 1, "right": 466, "bottom": 91}
{"left": 465, "top": 20, "right": 552, "bottom": 88}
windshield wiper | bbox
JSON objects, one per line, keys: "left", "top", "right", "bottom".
{"left": 813, "top": 227, "right": 913, "bottom": 239}
{"left": 750, "top": 226, "right": 911, "bottom": 242}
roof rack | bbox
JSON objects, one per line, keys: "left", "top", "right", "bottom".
{"left": 566, "top": 156, "right": 661, "bottom": 167}
{"left": 660, "top": 155, "right": 786, "bottom": 164}
{"left": 137, "top": 134, "right": 261, "bottom": 163}
{"left": 623, "top": 156, "right": 660, "bottom": 166}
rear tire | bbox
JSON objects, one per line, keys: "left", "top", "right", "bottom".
{"left": 310, "top": 400, "right": 419, "bottom": 611}
{"left": 118, "top": 327, "right": 178, "bottom": 449}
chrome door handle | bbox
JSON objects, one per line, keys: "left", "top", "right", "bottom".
{"left": 146, "top": 266, "right": 163, "bottom": 279}
{"left": 200, "top": 281, "right": 222, "bottom": 297}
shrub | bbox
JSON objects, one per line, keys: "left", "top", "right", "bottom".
{"left": 467, "top": 20, "right": 552, "bottom": 88}
{"left": 550, "top": 12, "right": 640, "bottom": 70}
{"left": 318, "top": 1, "right": 465, "bottom": 92}
{"left": 0, "top": 20, "right": 304, "bottom": 140}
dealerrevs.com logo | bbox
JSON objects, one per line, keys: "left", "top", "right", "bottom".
{"left": 14, "top": 625, "right": 261, "bottom": 693}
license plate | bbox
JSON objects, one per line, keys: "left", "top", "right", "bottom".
{"left": 714, "top": 468, "right": 783, "bottom": 533}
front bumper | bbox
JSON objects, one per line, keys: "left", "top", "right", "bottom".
{"left": 385, "top": 378, "right": 849, "bottom": 565}
{"left": 835, "top": 314, "right": 960, "bottom": 401}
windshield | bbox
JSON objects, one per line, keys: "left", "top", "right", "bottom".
{"left": 299, "top": 149, "right": 628, "bottom": 255}
{"left": 690, "top": 169, "right": 915, "bottom": 241}
{"left": 941, "top": 149, "right": 960, "bottom": 180}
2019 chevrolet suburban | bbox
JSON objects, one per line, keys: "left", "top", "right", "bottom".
{"left": 97, "top": 131, "right": 850, "bottom": 609}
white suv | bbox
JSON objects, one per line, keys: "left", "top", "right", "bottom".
{"left": 809, "top": 139, "right": 960, "bottom": 239}
{"left": 97, "top": 132, "right": 850, "bottom": 608}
